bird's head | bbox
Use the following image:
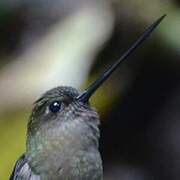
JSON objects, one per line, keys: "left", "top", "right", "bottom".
{"left": 27, "top": 86, "right": 100, "bottom": 156}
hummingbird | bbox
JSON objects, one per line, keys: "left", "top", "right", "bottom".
{"left": 10, "top": 15, "right": 165, "bottom": 180}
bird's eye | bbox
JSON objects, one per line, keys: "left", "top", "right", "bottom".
{"left": 49, "top": 101, "right": 61, "bottom": 113}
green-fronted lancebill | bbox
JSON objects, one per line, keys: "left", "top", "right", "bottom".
{"left": 10, "top": 15, "right": 165, "bottom": 180}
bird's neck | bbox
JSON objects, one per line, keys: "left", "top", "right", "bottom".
{"left": 26, "top": 116, "right": 100, "bottom": 177}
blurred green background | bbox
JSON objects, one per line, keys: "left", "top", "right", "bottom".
{"left": 0, "top": 0, "right": 180, "bottom": 179}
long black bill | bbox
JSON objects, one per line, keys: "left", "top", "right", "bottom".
{"left": 77, "top": 14, "right": 166, "bottom": 103}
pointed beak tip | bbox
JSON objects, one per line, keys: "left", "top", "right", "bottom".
{"left": 159, "top": 14, "right": 167, "bottom": 21}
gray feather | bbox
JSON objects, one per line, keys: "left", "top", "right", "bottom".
{"left": 10, "top": 154, "right": 40, "bottom": 180}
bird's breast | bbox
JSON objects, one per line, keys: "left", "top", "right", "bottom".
{"left": 27, "top": 113, "right": 102, "bottom": 179}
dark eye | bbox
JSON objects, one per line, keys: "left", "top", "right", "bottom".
{"left": 49, "top": 101, "right": 61, "bottom": 113}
